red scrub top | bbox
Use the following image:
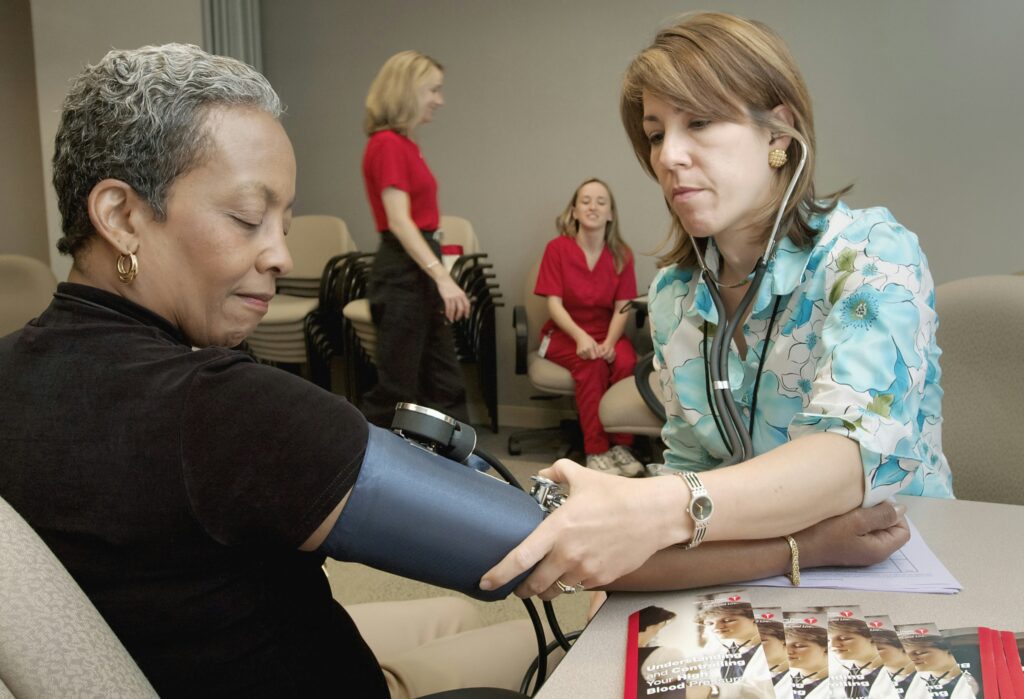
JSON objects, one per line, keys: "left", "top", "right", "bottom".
{"left": 362, "top": 129, "right": 440, "bottom": 232}
{"left": 534, "top": 235, "right": 637, "bottom": 340}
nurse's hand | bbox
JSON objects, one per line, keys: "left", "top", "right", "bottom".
{"left": 479, "top": 460, "right": 690, "bottom": 600}
{"left": 436, "top": 276, "right": 470, "bottom": 322}
{"left": 575, "top": 333, "right": 602, "bottom": 360}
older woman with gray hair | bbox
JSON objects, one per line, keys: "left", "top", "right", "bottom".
{"left": 0, "top": 43, "right": 538, "bottom": 698}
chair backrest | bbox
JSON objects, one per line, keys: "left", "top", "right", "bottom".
{"left": 439, "top": 215, "right": 480, "bottom": 255}
{"left": 0, "top": 494, "right": 158, "bottom": 696}
{"left": 523, "top": 259, "right": 550, "bottom": 355}
{"left": 0, "top": 255, "right": 57, "bottom": 337}
{"left": 935, "top": 274, "right": 1024, "bottom": 504}
{"left": 283, "top": 215, "right": 358, "bottom": 280}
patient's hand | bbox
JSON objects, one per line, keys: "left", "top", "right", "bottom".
{"left": 795, "top": 501, "right": 910, "bottom": 569}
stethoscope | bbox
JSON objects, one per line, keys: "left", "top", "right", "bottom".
{"left": 691, "top": 137, "right": 808, "bottom": 466}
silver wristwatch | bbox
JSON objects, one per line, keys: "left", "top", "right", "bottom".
{"left": 679, "top": 471, "right": 713, "bottom": 549}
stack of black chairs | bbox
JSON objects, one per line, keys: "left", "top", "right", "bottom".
{"left": 304, "top": 251, "right": 374, "bottom": 393}
{"left": 320, "top": 244, "right": 503, "bottom": 432}
{"left": 449, "top": 252, "right": 504, "bottom": 432}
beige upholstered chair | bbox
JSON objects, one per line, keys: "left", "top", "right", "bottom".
{"left": 599, "top": 355, "right": 664, "bottom": 438}
{"left": 935, "top": 274, "right": 1024, "bottom": 505}
{"left": 506, "top": 260, "right": 579, "bottom": 456}
{"left": 515, "top": 260, "right": 575, "bottom": 397}
{"left": 247, "top": 215, "right": 357, "bottom": 364}
{"left": 437, "top": 215, "right": 481, "bottom": 257}
{"left": 0, "top": 255, "right": 57, "bottom": 337}
{"left": 0, "top": 494, "right": 157, "bottom": 697}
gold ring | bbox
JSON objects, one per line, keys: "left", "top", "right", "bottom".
{"left": 555, "top": 579, "right": 585, "bottom": 595}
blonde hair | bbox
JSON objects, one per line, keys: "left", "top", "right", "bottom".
{"left": 363, "top": 50, "right": 443, "bottom": 136}
{"left": 556, "top": 178, "right": 632, "bottom": 273}
{"left": 620, "top": 12, "right": 849, "bottom": 269}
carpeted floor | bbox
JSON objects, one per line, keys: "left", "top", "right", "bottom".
{"left": 326, "top": 425, "right": 592, "bottom": 636}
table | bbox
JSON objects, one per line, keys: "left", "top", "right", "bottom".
{"left": 534, "top": 496, "right": 1024, "bottom": 698}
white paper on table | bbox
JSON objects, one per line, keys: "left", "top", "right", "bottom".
{"left": 742, "top": 518, "right": 962, "bottom": 594}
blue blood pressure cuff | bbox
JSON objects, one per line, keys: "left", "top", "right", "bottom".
{"left": 319, "top": 425, "right": 544, "bottom": 601}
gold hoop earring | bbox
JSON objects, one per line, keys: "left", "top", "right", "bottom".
{"left": 116, "top": 252, "right": 138, "bottom": 283}
{"left": 768, "top": 148, "right": 788, "bottom": 169}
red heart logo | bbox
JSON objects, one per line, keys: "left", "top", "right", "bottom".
{"left": 804, "top": 617, "right": 818, "bottom": 625}
{"left": 914, "top": 628, "right": 929, "bottom": 635}
{"left": 839, "top": 611, "right": 854, "bottom": 618}
{"left": 761, "top": 613, "right": 775, "bottom": 619}
{"left": 728, "top": 596, "right": 742, "bottom": 602}
{"left": 869, "top": 621, "right": 884, "bottom": 628}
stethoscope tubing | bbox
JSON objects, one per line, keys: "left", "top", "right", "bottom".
{"left": 696, "top": 137, "right": 809, "bottom": 465}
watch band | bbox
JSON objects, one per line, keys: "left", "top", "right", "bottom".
{"left": 677, "top": 471, "right": 714, "bottom": 549}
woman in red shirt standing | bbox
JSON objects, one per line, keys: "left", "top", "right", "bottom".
{"left": 361, "top": 51, "right": 470, "bottom": 427}
{"left": 534, "top": 178, "right": 642, "bottom": 476}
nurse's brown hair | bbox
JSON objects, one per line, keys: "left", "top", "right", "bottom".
{"left": 620, "top": 12, "right": 849, "bottom": 269}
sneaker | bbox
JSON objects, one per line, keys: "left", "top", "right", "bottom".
{"left": 609, "top": 445, "right": 645, "bottom": 477}
{"left": 585, "top": 451, "right": 623, "bottom": 476}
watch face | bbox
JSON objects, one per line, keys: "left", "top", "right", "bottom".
{"left": 690, "top": 495, "right": 714, "bottom": 522}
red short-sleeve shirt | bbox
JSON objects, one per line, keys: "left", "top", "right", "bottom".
{"left": 534, "top": 235, "right": 637, "bottom": 340}
{"left": 362, "top": 130, "right": 440, "bottom": 232}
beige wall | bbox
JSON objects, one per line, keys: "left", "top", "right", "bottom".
{"left": 29, "top": 0, "right": 204, "bottom": 280}
{"left": 260, "top": 0, "right": 1024, "bottom": 418}
{"left": 0, "top": 0, "right": 48, "bottom": 262}
{"left": 6, "top": 1, "right": 1021, "bottom": 421}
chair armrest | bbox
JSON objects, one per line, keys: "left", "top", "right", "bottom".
{"left": 513, "top": 304, "right": 528, "bottom": 375}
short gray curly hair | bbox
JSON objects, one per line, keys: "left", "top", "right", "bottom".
{"left": 53, "top": 43, "right": 283, "bottom": 257}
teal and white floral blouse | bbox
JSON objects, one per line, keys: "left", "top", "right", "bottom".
{"left": 648, "top": 202, "right": 952, "bottom": 505}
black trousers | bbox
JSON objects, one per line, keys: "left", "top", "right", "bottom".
{"left": 360, "top": 231, "right": 468, "bottom": 428}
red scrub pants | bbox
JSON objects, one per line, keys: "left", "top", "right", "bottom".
{"left": 543, "top": 329, "right": 636, "bottom": 455}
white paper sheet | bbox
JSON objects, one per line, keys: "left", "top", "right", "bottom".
{"left": 742, "top": 518, "right": 962, "bottom": 594}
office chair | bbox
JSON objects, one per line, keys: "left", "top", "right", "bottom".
{"left": 2, "top": 491, "right": 534, "bottom": 698}
{"left": 935, "top": 274, "right": 1024, "bottom": 505}
{"left": 247, "top": 215, "right": 357, "bottom": 366}
{"left": 507, "top": 260, "right": 581, "bottom": 456}
{"left": 0, "top": 494, "right": 158, "bottom": 697}
{"left": 599, "top": 351, "right": 665, "bottom": 436}
{"left": 0, "top": 255, "right": 57, "bottom": 337}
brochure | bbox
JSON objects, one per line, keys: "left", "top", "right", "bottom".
{"left": 625, "top": 602, "right": 1019, "bottom": 699}
{"left": 755, "top": 606, "right": 791, "bottom": 699}
{"left": 623, "top": 590, "right": 774, "bottom": 699}
{"left": 785, "top": 608, "right": 830, "bottom": 699}
{"left": 864, "top": 615, "right": 917, "bottom": 698}
{"left": 894, "top": 623, "right": 982, "bottom": 699}
{"left": 1002, "top": 632, "right": 1024, "bottom": 698}
{"left": 826, "top": 606, "right": 901, "bottom": 699}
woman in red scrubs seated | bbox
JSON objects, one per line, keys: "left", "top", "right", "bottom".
{"left": 534, "top": 178, "right": 642, "bottom": 476}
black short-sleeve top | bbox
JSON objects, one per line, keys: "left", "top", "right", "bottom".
{"left": 0, "top": 283, "right": 388, "bottom": 697}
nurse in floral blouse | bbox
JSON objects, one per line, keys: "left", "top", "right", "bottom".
{"left": 481, "top": 11, "right": 944, "bottom": 600}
